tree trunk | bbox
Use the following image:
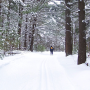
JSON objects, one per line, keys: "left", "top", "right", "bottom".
{"left": 18, "top": 4, "right": 23, "bottom": 50}
{"left": 78, "top": 0, "right": 86, "bottom": 64}
{"left": 65, "top": 0, "right": 72, "bottom": 56}
{"left": 0, "top": 0, "right": 3, "bottom": 27}
{"left": 18, "top": 0, "right": 25, "bottom": 50}
{"left": 24, "top": 14, "right": 28, "bottom": 50}
{"left": 0, "top": 0, "right": 2, "bottom": 27}
{"left": 29, "top": 14, "right": 37, "bottom": 52}
{"left": 30, "top": 24, "right": 36, "bottom": 52}
{"left": 5, "top": 0, "right": 10, "bottom": 52}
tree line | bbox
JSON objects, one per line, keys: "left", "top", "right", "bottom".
{"left": 0, "top": 0, "right": 90, "bottom": 65}
{"left": 65, "top": 0, "right": 89, "bottom": 64}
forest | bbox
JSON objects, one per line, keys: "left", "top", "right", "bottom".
{"left": 0, "top": 0, "right": 90, "bottom": 65}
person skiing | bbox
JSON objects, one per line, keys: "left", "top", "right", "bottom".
{"left": 50, "top": 46, "right": 53, "bottom": 55}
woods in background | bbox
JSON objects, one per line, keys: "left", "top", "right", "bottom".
{"left": 0, "top": 0, "right": 90, "bottom": 64}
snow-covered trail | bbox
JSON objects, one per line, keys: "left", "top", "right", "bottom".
{"left": 0, "top": 52, "right": 77, "bottom": 90}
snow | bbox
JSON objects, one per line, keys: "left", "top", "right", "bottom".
{"left": 0, "top": 51, "right": 90, "bottom": 90}
{"left": 13, "top": 0, "right": 26, "bottom": 6}
{"left": 48, "top": 1, "right": 60, "bottom": 5}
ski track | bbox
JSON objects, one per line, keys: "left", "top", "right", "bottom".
{"left": 0, "top": 52, "right": 77, "bottom": 90}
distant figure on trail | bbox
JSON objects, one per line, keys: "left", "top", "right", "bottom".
{"left": 50, "top": 46, "right": 53, "bottom": 55}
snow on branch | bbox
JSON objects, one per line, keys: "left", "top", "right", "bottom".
{"left": 13, "top": 0, "right": 25, "bottom": 6}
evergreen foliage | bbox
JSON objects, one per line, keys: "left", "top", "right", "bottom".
{"left": 35, "top": 44, "right": 45, "bottom": 52}
{"left": 0, "top": 0, "right": 90, "bottom": 65}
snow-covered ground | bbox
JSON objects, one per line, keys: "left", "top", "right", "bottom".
{"left": 0, "top": 51, "right": 90, "bottom": 90}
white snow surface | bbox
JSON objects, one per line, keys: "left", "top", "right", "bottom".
{"left": 0, "top": 51, "right": 90, "bottom": 90}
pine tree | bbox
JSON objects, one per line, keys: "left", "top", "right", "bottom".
{"left": 65, "top": 0, "right": 72, "bottom": 56}
{"left": 78, "top": 0, "right": 86, "bottom": 64}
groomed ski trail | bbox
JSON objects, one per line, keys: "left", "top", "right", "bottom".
{"left": 0, "top": 52, "right": 77, "bottom": 90}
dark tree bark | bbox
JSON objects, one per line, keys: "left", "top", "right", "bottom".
{"left": 0, "top": 0, "right": 3, "bottom": 27}
{"left": 18, "top": 4, "right": 22, "bottom": 36}
{"left": 18, "top": 4, "right": 22, "bottom": 50}
{"left": 24, "top": 14, "right": 28, "bottom": 50}
{"left": 30, "top": 29, "right": 35, "bottom": 52}
{"left": 30, "top": 15, "right": 37, "bottom": 52}
{"left": 65, "top": 0, "right": 72, "bottom": 56}
{"left": 18, "top": 0, "right": 25, "bottom": 50}
{"left": 0, "top": 0, "right": 3, "bottom": 28}
{"left": 0, "top": 0, "right": 2, "bottom": 27}
{"left": 78, "top": 0, "right": 86, "bottom": 64}
{"left": 7, "top": 1, "right": 10, "bottom": 28}
{"left": 30, "top": 23, "right": 36, "bottom": 52}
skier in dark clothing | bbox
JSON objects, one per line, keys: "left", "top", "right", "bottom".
{"left": 50, "top": 46, "right": 53, "bottom": 55}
